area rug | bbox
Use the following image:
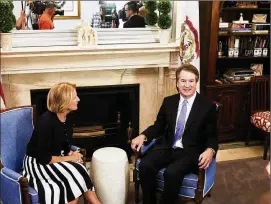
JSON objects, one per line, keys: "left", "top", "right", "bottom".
{"left": 126, "top": 157, "right": 270, "bottom": 204}
{"left": 219, "top": 141, "right": 262, "bottom": 150}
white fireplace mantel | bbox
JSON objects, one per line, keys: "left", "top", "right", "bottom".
{"left": 1, "top": 43, "right": 179, "bottom": 75}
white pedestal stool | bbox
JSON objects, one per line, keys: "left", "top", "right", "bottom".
{"left": 92, "top": 147, "right": 130, "bottom": 204}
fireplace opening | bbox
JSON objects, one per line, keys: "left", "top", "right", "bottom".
{"left": 31, "top": 84, "right": 139, "bottom": 160}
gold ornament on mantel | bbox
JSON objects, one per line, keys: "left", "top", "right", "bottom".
{"left": 236, "top": 1, "right": 258, "bottom": 8}
{"left": 75, "top": 20, "right": 98, "bottom": 47}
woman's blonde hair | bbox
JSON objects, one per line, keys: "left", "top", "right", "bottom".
{"left": 47, "top": 82, "right": 76, "bottom": 113}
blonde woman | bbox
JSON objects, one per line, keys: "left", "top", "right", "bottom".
{"left": 23, "top": 82, "right": 101, "bottom": 204}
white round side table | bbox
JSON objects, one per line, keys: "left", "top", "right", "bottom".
{"left": 92, "top": 147, "right": 130, "bottom": 204}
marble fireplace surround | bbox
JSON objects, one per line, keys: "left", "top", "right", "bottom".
{"left": 1, "top": 43, "right": 180, "bottom": 132}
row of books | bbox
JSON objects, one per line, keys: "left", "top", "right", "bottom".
{"left": 219, "top": 23, "right": 270, "bottom": 34}
{"left": 218, "top": 36, "right": 269, "bottom": 57}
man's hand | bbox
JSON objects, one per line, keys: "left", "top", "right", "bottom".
{"left": 131, "top": 134, "right": 146, "bottom": 152}
{"left": 265, "top": 162, "right": 270, "bottom": 178}
{"left": 198, "top": 148, "right": 214, "bottom": 169}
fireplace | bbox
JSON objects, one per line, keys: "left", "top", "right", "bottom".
{"left": 30, "top": 84, "right": 139, "bottom": 160}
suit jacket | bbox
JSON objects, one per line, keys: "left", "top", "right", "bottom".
{"left": 123, "top": 15, "right": 146, "bottom": 28}
{"left": 142, "top": 93, "right": 218, "bottom": 163}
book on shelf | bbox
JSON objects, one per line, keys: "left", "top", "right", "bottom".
{"left": 219, "top": 22, "right": 229, "bottom": 28}
{"left": 229, "top": 28, "right": 252, "bottom": 33}
{"left": 252, "top": 30, "right": 269, "bottom": 34}
{"left": 252, "top": 23, "right": 270, "bottom": 31}
{"left": 218, "top": 35, "right": 269, "bottom": 57}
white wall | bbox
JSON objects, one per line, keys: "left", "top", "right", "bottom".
{"left": 13, "top": 1, "right": 129, "bottom": 29}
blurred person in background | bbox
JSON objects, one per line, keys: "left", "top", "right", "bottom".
{"left": 38, "top": 2, "right": 56, "bottom": 30}
{"left": 123, "top": 1, "right": 145, "bottom": 28}
{"left": 15, "top": 1, "right": 38, "bottom": 30}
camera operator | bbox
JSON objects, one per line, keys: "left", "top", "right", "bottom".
{"left": 38, "top": 2, "right": 56, "bottom": 30}
{"left": 16, "top": 1, "right": 38, "bottom": 30}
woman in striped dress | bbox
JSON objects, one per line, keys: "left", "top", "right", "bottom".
{"left": 23, "top": 82, "right": 101, "bottom": 204}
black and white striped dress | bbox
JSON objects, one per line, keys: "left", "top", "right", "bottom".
{"left": 22, "top": 155, "right": 94, "bottom": 204}
{"left": 23, "top": 111, "right": 94, "bottom": 204}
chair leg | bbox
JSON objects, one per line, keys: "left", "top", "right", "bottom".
{"left": 194, "top": 189, "right": 203, "bottom": 204}
{"left": 263, "top": 135, "right": 269, "bottom": 160}
{"left": 135, "top": 182, "right": 140, "bottom": 203}
{"left": 245, "top": 124, "right": 252, "bottom": 146}
{"left": 194, "top": 199, "right": 203, "bottom": 204}
{"left": 84, "top": 196, "right": 88, "bottom": 204}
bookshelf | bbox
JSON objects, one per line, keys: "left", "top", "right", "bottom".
{"left": 217, "top": 56, "right": 270, "bottom": 60}
{"left": 218, "top": 33, "right": 268, "bottom": 36}
{"left": 205, "top": 1, "right": 270, "bottom": 142}
{"left": 222, "top": 8, "right": 270, "bottom": 11}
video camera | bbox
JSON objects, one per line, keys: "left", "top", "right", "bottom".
{"left": 100, "top": 2, "right": 116, "bottom": 22}
{"left": 29, "top": 1, "right": 64, "bottom": 16}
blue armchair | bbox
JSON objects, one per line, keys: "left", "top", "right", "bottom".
{"left": 0, "top": 106, "right": 86, "bottom": 204}
{"left": 133, "top": 102, "right": 221, "bottom": 204}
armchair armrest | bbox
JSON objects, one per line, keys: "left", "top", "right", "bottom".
{"left": 70, "top": 145, "right": 80, "bottom": 151}
{"left": 141, "top": 139, "right": 157, "bottom": 155}
{"left": 134, "top": 137, "right": 162, "bottom": 161}
{"left": 2, "top": 166, "right": 23, "bottom": 181}
{"left": 196, "top": 157, "right": 216, "bottom": 199}
{"left": 141, "top": 137, "right": 162, "bottom": 155}
{"left": 1, "top": 167, "right": 39, "bottom": 204}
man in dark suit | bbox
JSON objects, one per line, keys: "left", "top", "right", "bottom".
{"left": 131, "top": 64, "right": 218, "bottom": 204}
{"left": 123, "top": 1, "right": 145, "bottom": 28}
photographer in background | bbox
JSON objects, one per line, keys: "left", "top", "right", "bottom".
{"left": 38, "top": 2, "right": 56, "bottom": 30}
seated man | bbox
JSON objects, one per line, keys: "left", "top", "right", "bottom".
{"left": 123, "top": 1, "right": 145, "bottom": 28}
{"left": 38, "top": 2, "right": 56, "bottom": 30}
{"left": 131, "top": 64, "right": 218, "bottom": 204}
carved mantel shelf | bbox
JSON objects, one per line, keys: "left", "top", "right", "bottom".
{"left": 1, "top": 43, "right": 179, "bottom": 58}
{"left": 1, "top": 43, "right": 180, "bottom": 75}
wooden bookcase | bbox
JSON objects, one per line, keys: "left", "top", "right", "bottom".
{"left": 205, "top": 1, "right": 270, "bottom": 142}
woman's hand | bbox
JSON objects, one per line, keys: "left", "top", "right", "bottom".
{"left": 68, "top": 151, "right": 83, "bottom": 163}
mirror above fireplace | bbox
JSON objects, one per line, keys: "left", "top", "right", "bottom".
{"left": 12, "top": 1, "right": 178, "bottom": 43}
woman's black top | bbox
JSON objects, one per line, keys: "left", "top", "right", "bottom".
{"left": 26, "top": 111, "right": 73, "bottom": 165}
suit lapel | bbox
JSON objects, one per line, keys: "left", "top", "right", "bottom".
{"left": 184, "top": 93, "right": 201, "bottom": 132}
{"left": 171, "top": 94, "right": 180, "bottom": 132}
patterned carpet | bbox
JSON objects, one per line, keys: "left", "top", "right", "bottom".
{"left": 127, "top": 157, "right": 270, "bottom": 204}
{"left": 80, "top": 157, "right": 269, "bottom": 204}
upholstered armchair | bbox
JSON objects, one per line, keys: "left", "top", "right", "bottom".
{"left": 0, "top": 106, "right": 86, "bottom": 204}
{"left": 133, "top": 102, "right": 221, "bottom": 204}
{"left": 246, "top": 76, "right": 270, "bottom": 160}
